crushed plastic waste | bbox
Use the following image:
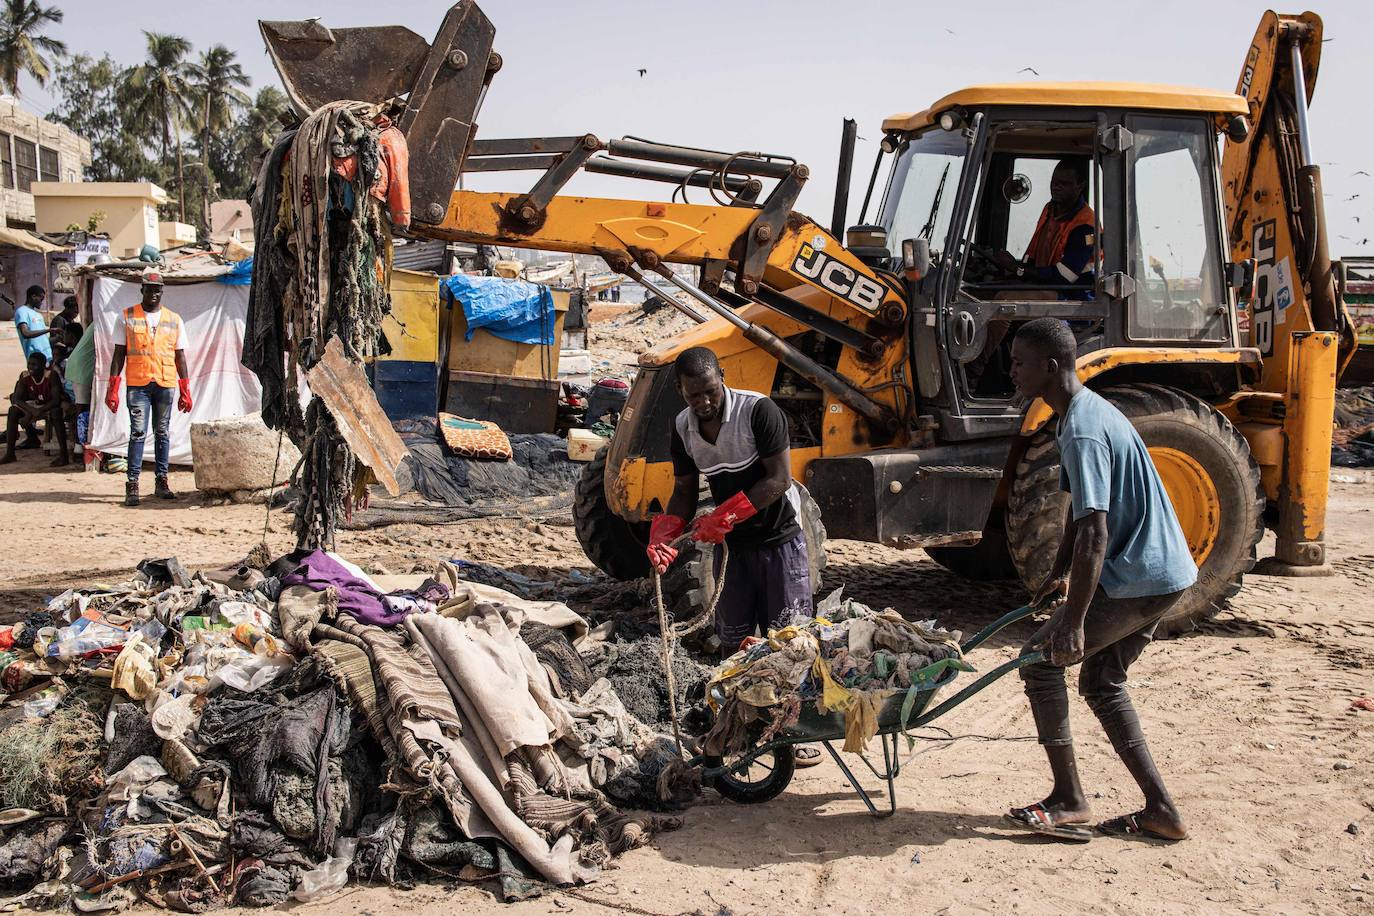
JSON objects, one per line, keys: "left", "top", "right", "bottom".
{"left": 0, "top": 551, "right": 691, "bottom": 908}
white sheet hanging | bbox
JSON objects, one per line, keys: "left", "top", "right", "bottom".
{"left": 87, "top": 276, "right": 262, "bottom": 466}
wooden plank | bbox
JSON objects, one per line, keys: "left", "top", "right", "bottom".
{"left": 306, "top": 337, "right": 408, "bottom": 496}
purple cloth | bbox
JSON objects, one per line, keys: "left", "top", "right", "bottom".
{"left": 280, "top": 551, "right": 401, "bottom": 627}
{"left": 280, "top": 553, "right": 452, "bottom": 628}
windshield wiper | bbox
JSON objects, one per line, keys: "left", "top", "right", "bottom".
{"left": 917, "top": 162, "right": 951, "bottom": 241}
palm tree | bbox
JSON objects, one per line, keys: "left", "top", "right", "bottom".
{"left": 240, "top": 86, "right": 288, "bottom": 160}
{"left": 0, "top": 0, "right": 65, "bottom": 98}
{"left": 124, "top": 32, "right": 194, "bottom": 220}
{"left": 187, "top": 44, "right": 250, "bottom": 231}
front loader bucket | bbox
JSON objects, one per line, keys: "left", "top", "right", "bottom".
{"left": 260, "top": 1, "right": 500, "bottom": 226}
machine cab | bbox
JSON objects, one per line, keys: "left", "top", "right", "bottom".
{"left": 877, "top": 83, "right": 1250, "bottom": 441}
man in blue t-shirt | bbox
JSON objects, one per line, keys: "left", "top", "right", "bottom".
{"left": 11, "top": 285, "right": 52, "bottom": 364}
{"left": 1003, "top": 318, "right": 1197, "bottom": 844}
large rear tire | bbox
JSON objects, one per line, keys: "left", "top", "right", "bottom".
{"left": 573, "top": 449, "right": 650, "bottom": 581}
{"left": 1005, "top": 385, "right": 1264, "bottom": 637}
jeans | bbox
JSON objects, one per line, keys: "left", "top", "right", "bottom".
{"left": 1020, "top": 588, "right": 1185, "bottom": 755}
{"left": 712, "top": 532, "right": 813, "bottom": 656}
{"left": 127, "top": 382, "right": 173, "bottom": 481}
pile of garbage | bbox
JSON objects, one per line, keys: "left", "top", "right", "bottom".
{"left": 0, "top": 551, "right": 687, "bottom": 910}
{"left": 702, "top": 590, "right": 970, "bottom": 756}
{"left": 1333, "top": 386, "right": 1374, "bottom": 467}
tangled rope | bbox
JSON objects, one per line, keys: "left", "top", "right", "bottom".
{"left": 652, "top": 536, "right": 728, "bottom": 755}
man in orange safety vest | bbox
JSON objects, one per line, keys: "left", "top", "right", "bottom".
{"left": 104, "top": 269, "right": 192, "bottom": 507}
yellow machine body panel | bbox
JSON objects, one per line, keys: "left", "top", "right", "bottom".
{"left": 883, "top": 81, "right": 1249, "bottom": 133}
{"left": 1018, "top": 347, "right": 1261, "bottom": 435}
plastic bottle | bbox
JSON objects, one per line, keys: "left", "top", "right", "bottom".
{"left": 231, "top": 623, "right": 281, "bottom": 657}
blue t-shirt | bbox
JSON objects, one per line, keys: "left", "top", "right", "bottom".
{"left": 13, "top": 305, "right": 51, "bottom": 363}
{"left": 1057, "top": 388, "right": 1197, "bottom": 599}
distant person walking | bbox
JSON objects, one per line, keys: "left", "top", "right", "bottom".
{"left": 104, "top": 270, "right": 193, "bottom": 506}
{"left": 12, "top": 285, "right": 52, "bottom": 364}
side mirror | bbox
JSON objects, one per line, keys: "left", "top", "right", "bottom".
{"left": 902, "top": 238, "right": 931, "bottom": 280}
{"left": 1228, "top": 258, "right": 1256, "bottom": 301}
{"left": 846, "top": 224, "right": 890, "bottom": 267}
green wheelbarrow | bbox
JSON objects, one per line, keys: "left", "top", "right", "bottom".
{"left": 691, "top": 604, "right": 1044, "bottom": 817}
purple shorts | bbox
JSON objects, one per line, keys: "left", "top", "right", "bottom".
{"left": 712, "top": 532, "right": 812, "bottom": 656}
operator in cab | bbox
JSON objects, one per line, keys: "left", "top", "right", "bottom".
{"left": 993, "top": 158, "right": 1096, "bottom": 296}
{"left": 1003, "top": 318, "right": 1195, "bottom": 844}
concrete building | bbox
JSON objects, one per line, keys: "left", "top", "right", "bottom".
{"left": 0, "top": 96, "right": 92, "bottom": 229}
{"left": 32, "top": 182, "right": 169, "bottom": 259}
{"left": 209, "top": 199, "right": 253, "bottom": 246}
{"left": 160, "top": 220, "right": 196, "bottom": 250}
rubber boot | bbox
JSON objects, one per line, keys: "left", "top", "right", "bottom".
{"left": 155, "top": 476, "right": 177, "bottom": 501}
{"left": 124, "top": 481, "right": 140, "bottom": 507}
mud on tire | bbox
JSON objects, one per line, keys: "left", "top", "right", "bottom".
{"left": 573, "top": 449, "right": 650, "bottom": 581}
{"left": 1005, "top": 384, "right": 1264, "bottom": 637}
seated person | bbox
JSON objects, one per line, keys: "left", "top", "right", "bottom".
{"left": 967, "top": 159, "right": 1097, "bottom": 393}
{"left": 3, "top": 352, "right": 70, "bottom": 466}
{"left": 992, "top": 158, "right": 1096, "bottom": 298}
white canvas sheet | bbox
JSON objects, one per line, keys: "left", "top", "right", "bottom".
{"left": 88, "top": 276, "right": 262, "bottom": 466}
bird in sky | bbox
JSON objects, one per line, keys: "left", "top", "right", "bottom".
{"left": 1348, "top": 194, "right": 1361, "bottom": 201}
{"left": 1354, "top": 170, "right": 1371, "bottom": 177}
{"left": 1018, "top": 67, "right": 1040, "bottom": 76}
{"left": 637, "top": 69, "right": 647, "bottom": 78}
{"left": 944, "top": 27, "right": 956, "bottom": 35}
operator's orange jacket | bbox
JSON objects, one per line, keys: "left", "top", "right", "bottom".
{"left": 122, "top": 304, "right": 183, "bottom": 388}
{"left": 1025, "top": 200, "right": 1096, "bottom": 271}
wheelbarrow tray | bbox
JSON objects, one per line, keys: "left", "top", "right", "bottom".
{"left": 777, "top": 665, "right": 962, "bottom": 743}
{"left": 698, "top": 604, "right": 1045, "bottom": 817}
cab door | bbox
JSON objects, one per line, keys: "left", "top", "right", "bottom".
{"left": 935, "top": 114, "right": 1113, "bottom": 440}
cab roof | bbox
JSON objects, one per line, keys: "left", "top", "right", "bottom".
{"left": 882, "top": 81, "right": 1248, "bottom": 133}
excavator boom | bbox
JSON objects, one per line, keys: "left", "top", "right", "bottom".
{"left": 261, "top": 1, "right": 911, "bottom": 434}
{"left": 1219, "top": 10, "right": 1351, "bottom": 572}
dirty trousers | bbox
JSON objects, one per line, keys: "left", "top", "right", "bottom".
{"left": 1019, "top": 588, "right": 1184, "bottom": 755}
{"left": 712, "top": 532, "right": 812, "bottom": 656}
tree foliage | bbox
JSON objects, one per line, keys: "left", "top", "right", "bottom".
{"left": 46, "top": 23, "right": 291, "bottom": 240}
{"left": 0, "top": 0, "right": 64, "bottom": 98}
{"left": 48, "top": 53, "right": 153, "bottom": 182}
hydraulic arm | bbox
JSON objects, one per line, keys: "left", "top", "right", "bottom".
{"left": 1220, "top": 10, "right": 1353, "bottom": 573}
{"left": 260, "top": 2, "right": 910, "bottom": 435}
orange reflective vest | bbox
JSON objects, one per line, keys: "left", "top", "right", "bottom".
{"left": 123, "top": 304, "right": 182, "bottom": 388}
{"left": 1025, "top": 200, "right": 1096, "bottom": 269}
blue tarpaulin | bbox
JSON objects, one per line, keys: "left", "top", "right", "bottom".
{"left": 440, "top": 274, "right": 555, "bottom": 345}
{"left": 217, "top": 258, "right": 253, "bottom": 286}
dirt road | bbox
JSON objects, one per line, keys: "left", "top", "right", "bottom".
{"left": 1, "top": 411, "right": 1371, "bottom": 913}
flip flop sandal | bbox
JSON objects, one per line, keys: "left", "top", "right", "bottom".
{"left": 1095, "top": 812, "right": 1182, "bottom": 843}
{"left": 1003, "top": 802, "right": 1094, "bottom": 842}
{"left": 794, "top": 745, "right": 824, "bottom": 768}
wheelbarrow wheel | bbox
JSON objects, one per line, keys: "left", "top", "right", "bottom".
{"left": 705, "top": 745, "right": 796, "bottom": 804}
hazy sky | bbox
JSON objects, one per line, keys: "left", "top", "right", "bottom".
{"left": 28, "top": 0, "right": 1374, "bottom": 255}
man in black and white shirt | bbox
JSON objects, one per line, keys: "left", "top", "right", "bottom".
{"left": 647, "top": 347, "right": 813, "bottom": 655}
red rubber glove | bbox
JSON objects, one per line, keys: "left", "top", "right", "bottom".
{"left": 646, "top": 514, "right": 686, "bottom": 574}
{"left": 691, "top": 491, "right": 757, "bottom": 544}
{"left": 177, "top": 378, "right": 193, "bottom": 413}
{"left": 104, "top": 375, "right": 121, "bottom": 413}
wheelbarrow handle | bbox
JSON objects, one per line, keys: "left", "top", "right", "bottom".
{"left": 905, "top": 649, "right": 1046, "bottom": 731}
{"left": 959, "top": 604, "right": 1038, "bottom": 654}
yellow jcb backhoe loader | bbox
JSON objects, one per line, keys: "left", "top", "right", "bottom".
{"left": 260, "top": 5, "right": 1354, "bottom": 636}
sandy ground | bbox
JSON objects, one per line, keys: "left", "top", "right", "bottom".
{"left": 2, "top": 340, "right": 1372, "bottom": 914}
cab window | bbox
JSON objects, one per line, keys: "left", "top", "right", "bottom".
{"left": 1126, "top": 116, "right": 1228, "bottom": 342}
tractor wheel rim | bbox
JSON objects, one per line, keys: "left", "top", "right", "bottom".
{"left": 1149, "top": 446, "right": 1219, "bottom": 566}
